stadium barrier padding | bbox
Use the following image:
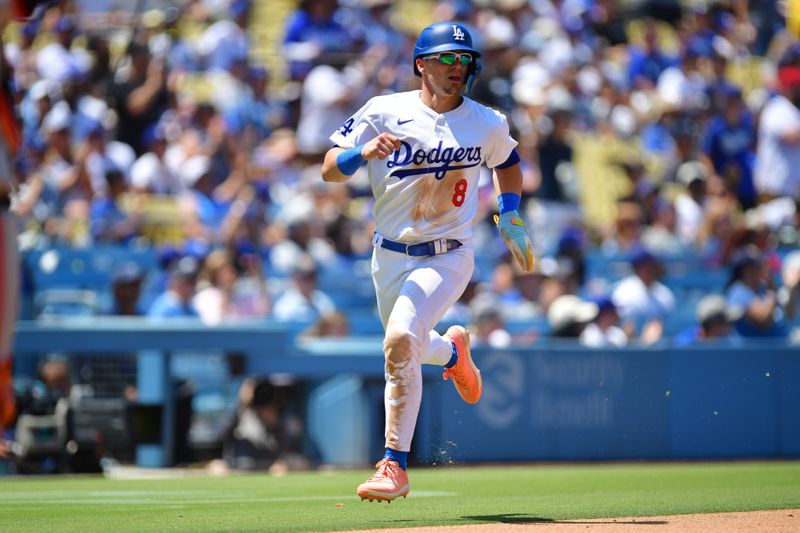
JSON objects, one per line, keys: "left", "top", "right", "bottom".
{"left": 13, "top": 320, "right": 800, "bottom": 466}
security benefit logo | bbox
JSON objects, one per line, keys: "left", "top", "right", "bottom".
{"left": 476, "top": 351, "right": 524, "bottom": 430}
{"left": 530, "top": 354, "right": 624, "bottom": 428}
{"left": 475, "top": 352, "right": 625, "bottom": 431}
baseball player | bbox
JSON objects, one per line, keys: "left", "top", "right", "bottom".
{"left": 321, "top": 21, "right": 535, "bottom": 502}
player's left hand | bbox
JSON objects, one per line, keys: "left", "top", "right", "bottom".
{"left": 494, "top": 210, "right": 535, "bottom": 272}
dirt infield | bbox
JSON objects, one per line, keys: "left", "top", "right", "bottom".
{"left": 341, "top": 509, "right": 799, "bottom": 533}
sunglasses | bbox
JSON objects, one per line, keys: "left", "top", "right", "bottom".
{"left": 423, "top": 52, "right": 474, "bottom": 66}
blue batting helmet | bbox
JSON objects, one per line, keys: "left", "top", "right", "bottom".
{"left": 413, "top": 22, "right": 482, "bottom": 91}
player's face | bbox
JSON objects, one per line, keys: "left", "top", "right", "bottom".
{"left": 418, "top": 52, "right": 472, "bottom": 97}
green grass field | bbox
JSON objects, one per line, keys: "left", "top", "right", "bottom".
{"left": 1, "top": 461, "right": 799, "bottom": 532}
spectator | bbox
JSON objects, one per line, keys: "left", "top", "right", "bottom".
{"left": 697, "top": 294, "right": 739, "bottom": 341}
{"left": 547, "top": 294, "right": 598, "bottom": 339}
{"left": 282, "top": 0, "right": 356, "bottom": 81}
{"left": 196, "top": 0, "right": 252, "bottom": 72}
{"left": 269, "top": 217, "right": 335, "bottom": 276}
{"left": 110, "top": 41, "right": 169, "bottom": 155}
{"left": 357, "top": 0, "right": 407, "bottom": 65}
{"left": 108, "top": 262, "right": 145, "bottom": 316}
{"left": 272, "top": 255, "right": 336, "bottom": 324}
{"left": 656, "top": 39, "right": 709, "bottom": 113}
{"left": 701, "top": 85, "right": 757, "bottom": 209}
{"left": 536, "top": 107, "right": 575, "bottom": 204}
{"left": 470, "top": 304, "right": 513, "bottom": 348}
{"left": 220, "top": 377, "right": 306, "bottom": 472}
{"left": 697, "top": 196, "right": 737, "bottom": 263}
{"left": 603, "top": 201, "right": 644, "bottom": 254}
{"left": 7, "top": 21, "right": 39, "bottom": 89}
{"left": 725, "top": 247, "right": 786, "bottom": 337}
{"left": 779, "top": 250, "right": 800, "bottom": 324}
{"left": 224, "top": 66, "right": 289, "bottom": 142}
{"left": 193, "top": 248, "right": 269, "bottom": 325}
{"left": 301, "top": 310, "right": 350, "bottom": 338}
{"left": 675, "top": 294, "right": 741, "bottom": 346}
{"left": 471, "top": 15, "right": 518, "bottom": 114}
{"left": 295, "top": 45, "right": 384, "bottom": 158}
{"left": 580, "top": 296, "right": 627, "bottom": 348}
{"left": 641, "top": 200, "right": 685, "bottom": 256}
{"left": 129, "top": 124, "right": 182, "bottom": 195}
{"left": 80, "top": 122, "right": 136, "bottom": 198}
{"left": 176, "top": 155, "right": 232, "bottom": 244}
{"left": 611, "top": 248, "right": 675, "bottom": 344}
{"left": 147, "top": 256, "right": 200, "bottom": 318}
{"left": 627, "top": 18, "right": 676, "bottom": 90}
{"left": 89, "top": 170, "right": 141, "bottom": 243}
{"left": 20, "top": 79, "right": 58, "bottom": 151}
{"left": 674, "top": 161, "right": 708, "bottom": 246}
{"left": 35, "top": 16, "right": 89, "bottom": 84}
{"left": 754, "top": 64, "right": 800, "bottom": 201}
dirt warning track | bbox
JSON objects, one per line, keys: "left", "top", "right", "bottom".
{"left": 337, "top": 509, "right": 799, "bottom": 533}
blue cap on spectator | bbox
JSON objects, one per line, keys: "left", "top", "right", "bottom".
{"left": 714, "top": 12, "right": 735, "bottom": 32}
{"left": 779, "top": 42, "right": 800, "bottom": 68}
{"left": 183, "top": 240, "right": 210, "bottom": 260}
{"left": 86, "top": 120, "right": 105, "bottom": 138}
{"left": 720, "top": 83, "right": 742, "bottom": 100}
{"left": 158, "top": 245, "right": 181, "bottom": 268}
{"left": 630, "top": 247, "right": 659, "bottom": 268}
{"left": 55, "top": 16, "right": 76, "bottom": 34}
{"left": 236, "top": 241, "right": 257, "bottom": 257}
{"left": 230, "top": 0, "right": 251, "bottom": 17}
{"left": 684, "top": 38, "right": 711, "bottom": 59}
{"left": 558, "top": 226, "right": 585, "bottom": 252}
{"left": 593, "top": 295, "right": 617, "bottom": 314}
{"left": 563, "top": 16, "right": 584, "bottom": 34}
{"left": 22, "top": 22, "right": 39, "bottom": 40}
{"left": 141, "top": 123, "right": 167, "bottom": 146}
{"left": 250, "top": 66, "right": 269, "bottom": 80}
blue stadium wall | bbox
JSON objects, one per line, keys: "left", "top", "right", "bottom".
{"left": 414, "top": 346, "right": 800, "bottom": 463}
{"left": 13, "top": 323, "right": 800, "bottom": 465}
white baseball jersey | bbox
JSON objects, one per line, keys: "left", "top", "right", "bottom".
{"left": 329, "top": 90, "right": 517, "bottom": 243}
{"left": 755, "top": 94, "right": 800, "bottom": 198}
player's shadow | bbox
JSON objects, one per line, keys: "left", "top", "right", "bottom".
{"left": 461, "top": 514, "right": 553, "bottom": 524}
{"left": 463, "top": 514, "right": 667, "bottom": 525}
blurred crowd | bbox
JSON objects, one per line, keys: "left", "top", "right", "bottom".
{"left": 3, "top": 0, "right": 800, "bottom": 348}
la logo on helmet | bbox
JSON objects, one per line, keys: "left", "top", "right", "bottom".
{"left": 452, "top": 25, "right": 465, "bottom": 41}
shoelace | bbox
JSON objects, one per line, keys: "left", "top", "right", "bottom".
{"left": 367, "top": 459, "right": 395, "bottom": 481}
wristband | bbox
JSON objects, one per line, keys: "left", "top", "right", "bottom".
{"left": 497, "top": 192, "right": 520, "bottom": 215}
{"left": 336, "top": 144, "right": 366, "bottom": 176}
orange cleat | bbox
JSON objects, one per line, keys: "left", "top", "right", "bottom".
{"left": 357, "top": 458, "right": 410, "bottom": 502}
{"left": 442, "top": 325, "right": 482, "bottom": 404}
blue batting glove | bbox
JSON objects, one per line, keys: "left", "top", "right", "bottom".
{"left": 494, "top": 210, "right": 535, "bottom": 272}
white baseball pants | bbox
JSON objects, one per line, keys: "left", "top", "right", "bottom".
{"left": 371, "top": 242, "right": 474, "bottom": 452}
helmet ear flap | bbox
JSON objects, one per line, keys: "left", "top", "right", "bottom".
{"left": 466, "top": 58, "right": 482, "bottom": 94}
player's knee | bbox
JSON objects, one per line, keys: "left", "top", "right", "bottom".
{"left": 383, "top": 327, "right": 414, "bottom": 366}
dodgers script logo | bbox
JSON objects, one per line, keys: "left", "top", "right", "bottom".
{"left": 386, "top": 140, "right": 482, "bottom": 180}
{"left": 452, "top": 25, "right": 465, "bottom": 41}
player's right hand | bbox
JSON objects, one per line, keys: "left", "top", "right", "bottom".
{"left": 362, "top": 133, "right": 401, "bottom": 161}
{"left": 494, "top": 210, "right": 536, "bottom": 272}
